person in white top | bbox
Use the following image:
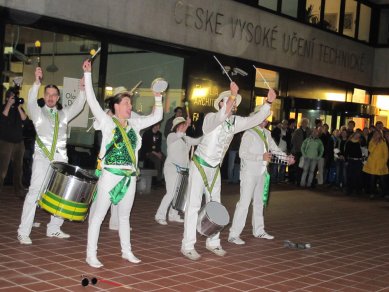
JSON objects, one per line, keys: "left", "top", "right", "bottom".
{"left": 83, "top": 60, "right": 163, "bottom": 268}
{"left": 17, "top": 67, "right": 86, "bottom": 244}
{"left": 155, "top": 116, "right": 201, "bottom": 225}
{"left": 228, "top": 109, "right": 295, "bottom": 245}
{"left": 181, "top": 82, "right": 276, "bottom": 261}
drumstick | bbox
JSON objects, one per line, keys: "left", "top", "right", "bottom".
{"left": 35, "top": 40, "right": 41, "bottom": 67}
{"left": 89, "top": 47, "right": 101, "bottom": 61}
{"left": 129, "top": 81, "right": 142, "bottom": 95}
{"left": 184, "top": 101, "right": 190, "bottom": 117}
{"left": 213, "top": 56, "right": 233, "bottom": 83}
{"left": 252, "top": 65, "right": 271, "bottom": 90}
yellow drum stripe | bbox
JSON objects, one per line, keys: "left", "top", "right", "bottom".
{"left": 38, "top": 201, "right": 86, "bottom": 221}
{"left": 42, "top": 194, "right": 88, "bottom": 212}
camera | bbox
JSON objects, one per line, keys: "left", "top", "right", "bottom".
{"left": 9, "top": 85, "right": 24, "bottom": 105}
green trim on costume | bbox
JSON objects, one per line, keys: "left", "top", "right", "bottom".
{"left": 105, "top": 167, "right": 136, "bottom": 205}
{"left": 263, "top": 171, "right": 271, "bottom": 207}
{"left": 193, "top": 155, "right": 220, "bottom": 197}
{"left": 36, "top": 111, "right": 59, "bottom": 161}
{"left": 252, "top": 127, "right": 268, "bottom": 152}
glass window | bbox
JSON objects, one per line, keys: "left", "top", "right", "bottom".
{"left": 378, "top": 9, "right": 389, "bottom": 45}
{"left": 323, "top": 0, "right": 341, "bottom": 32}
{"left": 3, "top": 24, "right": 99, "bottom": 147}
{"left": 257, "top": 0, "right": 277, "bottom": 11}
{"left": 352, "top": 88, "right": 369, "bottom": 104}
{"left": 281, "top": 0, "right": 298, "bottom": 18}
{"left": 358, "top": 4, "right": 371, "bottom": 42}
{"left": 306, "top": 0, "right": 322, "bottom": 25}
{"left": 343, "top": 0, "right": 357, "bottom": 38}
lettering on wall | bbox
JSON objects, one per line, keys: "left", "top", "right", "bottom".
{"left": 174, "top": 0, "right": 366, "bottom": 73}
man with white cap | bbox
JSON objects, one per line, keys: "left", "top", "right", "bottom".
{"left": 155, "top": 116, "right": 201, "bottom": 225}
{"left": 228, "top": 109, "right": 295, "bottom": 245}
{"left": 181, "top": 82, "right": 276, "bottom": 260}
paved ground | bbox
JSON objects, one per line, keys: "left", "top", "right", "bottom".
{"left": 0, "top": 182, "right": 388, "bottom": 291}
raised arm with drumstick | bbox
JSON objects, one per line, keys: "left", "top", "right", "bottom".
{"left": 17, "top": 64, "right": 86, "bottom": 245}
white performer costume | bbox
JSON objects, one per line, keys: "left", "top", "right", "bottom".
{"left": 181, "top": 86, "right": 272, "bottom": 260}
{"left": 84, "top": 71, "right": 163, "bottom": 268}
{"left": 229, "top": 117, "right": 288, "bottom": 244}
{"left": 18, "top": 80, "right": 86, "bottom": 244}
{"left": 155, "top": 117, "right": 201, "bottom": 224}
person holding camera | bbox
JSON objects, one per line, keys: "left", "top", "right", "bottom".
{"left": 17, "top": 67, "right": 86, "bottom": 245}
{"left": 0, "top": 87, "right": 27, "bottom": 197}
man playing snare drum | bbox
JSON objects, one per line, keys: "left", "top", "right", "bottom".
{"left": 17, "top": 67, "right": 86, "bottom": 244}
{"left": 181, "top": 82, "right": 276, "bottom": 260}
{"left": 228, "top": 108, "right": 295, "bottom": 245}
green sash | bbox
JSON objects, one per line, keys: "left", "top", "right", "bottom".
{"left": 105, "top": 167, "right": 136, "bottom": 205}
{"left": 193, "top": 155, "right": 220, "bottom": 197}
{"left": 36, "top": 112, "right": 59, "bottom": 161}
{"left": 252, "top": 127, "right": 270, "bottom": 207}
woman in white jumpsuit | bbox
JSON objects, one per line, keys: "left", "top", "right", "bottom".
{"left": 228, "top": 114, "right": 294, "bottom": 245}
{"left": 155, "top": 117, "right": 201, "bottom": 225}
{"left": 17, "top": 67, "right": 86, "bottom": 244}
{"left": 83, "top": 60, "right": 163, "bottom": 268}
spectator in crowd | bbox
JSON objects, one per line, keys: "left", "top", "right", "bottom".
{"left": 344, "top": 131, "right": 364, "bottom": 196}
{"left": 163, "top": 106, "right": 183, "bottom": 138}
{"left": 140, "top": 123, "right": 165, "bottom": 185}
{"left": 300, "top": 128, "right": 324, "bottom": 188}
{"left": 326, "top": 129, "right": 339, "bottom": 186}
{"left": 335, "top": 129, "right": 348, "bottom": 190}
{"left": 227, "top": 133, "right": 242, "bottom": 184}
{"left": 290, "top": 118, "right": 311, "bottom": 184}
{"left": 0, "top": 87, "right": 27, "bottom": 197}
{"left": 346, "top": 120, "right": 355, "bottom": 138}
{"left": 363, "top": 130, "right": 388, "bottom": 200}
{"left": 317, "top": 124, "right": 331, "bottom": 185}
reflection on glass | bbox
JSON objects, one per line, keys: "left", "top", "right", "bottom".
{"left": 378, "top": 9, "right": 389, "bottom": 44}
{"left": 257, "top": 0, "right": 277, "bottom": 11}
{"left": 324, "top": 0, "right": 341, "bottom": 32}
{"left": 282, "top": 0, "right": 298, "bottom": 18}
{"left": 306, "top": 0, "right": 321, "bottom": 25}
{"left": 358, "top": 4, "right": 371, "bottom": 42}
{"left": 343, "top": 0, "right": 357, "bottom": 38}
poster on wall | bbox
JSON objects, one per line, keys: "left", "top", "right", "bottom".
{"left": 62, "top": 77, "right": 89, "bottom": 128}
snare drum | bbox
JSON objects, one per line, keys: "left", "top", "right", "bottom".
{"left": 197, "top": 201, "right": 230, "bottom": 237}
{"left": 151, "top": 78, "right": 168, "bottom": 93}
{"left": 38, "top": 162, "right": 98, "bottom": 221}
{"left": 172, "top": 169, "right": 189, "bottom": 212}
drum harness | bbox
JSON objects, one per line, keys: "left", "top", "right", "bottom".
{"left": 193, "top": 155, "right": 220, "bottom": 200}
{"left": 36, "top": 111, "right": 59, "bottom": 161}
{"left": 251, "top": 127, "right": 271, "bottom": 207}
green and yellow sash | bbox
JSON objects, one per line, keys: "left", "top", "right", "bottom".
{"left": 193, "top": 155, "right": 220, "bottom": 197}
{"left": 36, "top": 112, "right": 59, "bottom": 161}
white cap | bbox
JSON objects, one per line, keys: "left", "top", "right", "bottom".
{"left": 213, "top": 90, "right": 242, "bottom": 110}
{"left": 171, "top": 117, "right": 186, "bottom": 131}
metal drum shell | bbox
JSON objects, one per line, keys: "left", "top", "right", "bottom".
{"left": 196, "top": 201, "right": 230, "bottom": 237}
{"left": 172, "top": 169, "right": 189, "bottom": 212}
{"left": 39, "top": 162, "right": 98, "bottom": 221}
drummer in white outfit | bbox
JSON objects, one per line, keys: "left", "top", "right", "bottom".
{"left": 17, "top": 67, "right": 86, "bottom": 244}
{"left": 83, "top": 60, "right": 163, "bottom": 268}
{"left": 228, "top": 108, "right": 295, "bottom": 245}
{"left": 155, "top": 117, "right": 201, "bottom": 225}
{"left": 181, "top": 82, "right": 276, "bottom": 261}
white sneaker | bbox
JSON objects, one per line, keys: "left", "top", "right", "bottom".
{"left": 155, "top": 218, "right": 167, "bottom": 225}
{"left": 181, "top": 248, "right": 201, "bottom": 261}
{"left": 228, "top": 237, "right": 245, "bottom": 245}
{"left": 206, "top": 246, "right": 227, "bottom": 257}
{"left": 17, "top": 234, "right": 32, "bottom": 245}
{"left": 86, "top": 257, "right": 103, "bottom": 268}
{"left": 168, "top": 217, "right": 184, "bottom": 223}
{"left": 255, "top": 232, "right": 274, "bottom": 240}
{"left": 46, "top": 230, "right": 70, "bottom": 238}
{"left": 122, "top": 252, "right": 141, "bottom": 264}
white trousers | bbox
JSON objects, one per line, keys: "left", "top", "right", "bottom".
{"left": 229, "top": 173, "right": 265, "bottom": 238}
{"left": 18, "top": 155, "right": 65, "bottom": 237}
{"left": 87, "top": 169, "right": 136, "bottom": 257}
{"left": 155, "top": 163, "right": 180, "bottom": 221}
{"left": 182, "top": 162, "right": 221, "bottom": 251}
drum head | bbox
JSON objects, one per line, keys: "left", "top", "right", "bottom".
{"left": 205, "top": 201, "right": 230, "bottom": 226}
{"left": 151, "top": 78, "right": 168, "bottom": 93}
